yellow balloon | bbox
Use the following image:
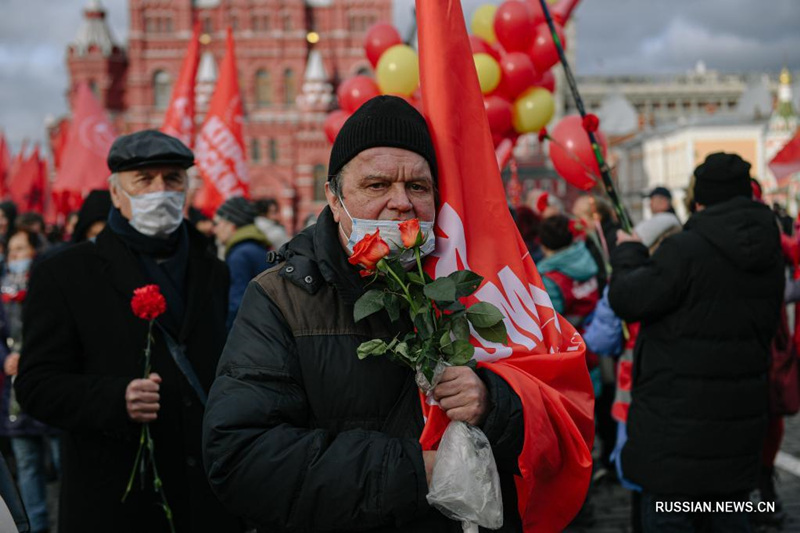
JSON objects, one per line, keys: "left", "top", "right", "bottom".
{"left": 376, "top": 44, "right": 419, "bottom": 97}
{"left": 473, "top": 53, "right": 501, "bottom": 94}
{"left": 471, "top": 5, "right": 498, "bottom": 45}
{"left": 512, "top": 87, "right": 555, "bottom": 134}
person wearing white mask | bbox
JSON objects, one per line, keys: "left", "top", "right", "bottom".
{"left": 15, "top": 130, "right": 241, "bottom": 533}
{"left": 204, "top": 96, "right": 526, "bottom": 532}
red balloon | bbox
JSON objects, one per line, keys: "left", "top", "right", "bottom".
{"left": 469, "top": 35, "right": 501, "bottom": 62}
{"left": 525, "top": 0, "right": 547, "bottom": 27}
{"left": 484, "top": 95, "right": 513, "bottom": 136}
{"left": 495, "top": 52, "right": 537, "bottom": 100}
{"left": 337, "top": 76, "right": 380, "bottom": 113}
{"left": 364, "top": 23, "right": 403, "bottom": 68}
{"left": 528, "top": 22, "right": 567, "bottom": 73}
{"left": 494, "top": 1, "right": 534, "bottom": 53}
{"left": 548, "top": 115, "right": 608, "bottom": 191}
{"left": 324, "top": 110, "right": 351, "bottom": 144}
{"left": 532, "top": 69, "right": 556, "bottom": 92}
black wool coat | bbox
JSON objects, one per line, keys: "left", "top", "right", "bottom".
{"left": 608, "top": 197, "right": 784, "bottom": 496}
{"left": 15, "top": 225, "right": 241, "bottom": 533}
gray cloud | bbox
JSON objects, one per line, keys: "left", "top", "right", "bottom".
{"left": 1, "top": 0, "right": 797, "bottom": 153}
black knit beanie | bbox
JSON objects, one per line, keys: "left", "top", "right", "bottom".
{"left": 216, "top": 196, "right": 256, "bottom": 228}
{"left": 328, "top": 95, "right": 437, "bottom": 180}
{"left": 693, "top": 152, "right": 753, "bottom": 206}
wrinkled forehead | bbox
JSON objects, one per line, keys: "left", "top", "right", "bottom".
{"left": 118, "top": 165, "right": 188, "bottom": 180}
{"left": 344, "top": 147, "right": 433, "bottom": 181}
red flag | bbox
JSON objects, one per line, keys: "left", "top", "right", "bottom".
{"left": 48, "top": 118, "right": 71, "bottom": 171}
{"left": 9, "top": 145, "right": 46, "bottom": 212}
{"left": 416, "top": 1, "right": 594, "bottom": 531}
{"left": 0, "top": 132, "right": 10, "bottom": 198}
{"left": 194, "top": 27, "right": 249, "bottom": 216}
{"left": 161, "top": 21, "right": 201, "bottom": 148}
{"left": 770, "top": 130, "right": 800, "bottom": 187}
{"left": 53, "top": 82, "right": 116, "bottom": 196}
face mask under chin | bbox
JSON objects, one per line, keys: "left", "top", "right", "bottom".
{"left": 338, "top": 196, "right": 436, "bottom": 269}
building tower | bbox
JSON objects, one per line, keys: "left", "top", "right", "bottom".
{"left": 66, "top": 0, "right": 128, "bottom": 117}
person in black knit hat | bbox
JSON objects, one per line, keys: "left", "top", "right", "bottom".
{"left": 608, "top": 151, "right": 784, "bottom": 531}
{"left": 204, "top": 95, "right": 526, "bottom": 532}
{"left": 213, "top": 196, "right": 272, "bottom": 329}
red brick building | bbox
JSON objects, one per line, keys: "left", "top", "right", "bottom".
{"left": 66, "top": 0, "right": 392, "bottom": 230}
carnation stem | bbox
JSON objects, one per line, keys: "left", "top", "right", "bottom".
{"left": 146, "top": 424, "right": 175, "bottom": 532}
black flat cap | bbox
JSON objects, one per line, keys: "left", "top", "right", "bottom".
{"left": 107, "top": 130, "right": 194, "bottom": 173}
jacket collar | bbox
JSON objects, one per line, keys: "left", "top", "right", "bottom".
{"left": 280, "top": 206, "right": 365, "bottom": 305}
{"left": 94, "top": 225, "right": 217, "bottom": 341}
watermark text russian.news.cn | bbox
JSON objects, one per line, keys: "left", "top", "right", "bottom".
{"left": 655, "top": 501, "right": 775, "bottom": 514}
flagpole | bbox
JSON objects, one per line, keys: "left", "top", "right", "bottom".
{"left": 537, "top": 0, "right": 633, "bottom": 232}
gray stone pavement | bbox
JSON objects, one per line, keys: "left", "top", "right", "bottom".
{"left": 38, "top": 414, "right": 800, "bottom": 532}
{"left": 567, "top": 413, "right": 800, "bottom": 533}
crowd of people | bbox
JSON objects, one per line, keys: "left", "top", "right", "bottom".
{"left": 0, "top": 97, "right": 794, "bottom": 533}
{"left": 511, "top": 153, "right": 796, "bottom": 532}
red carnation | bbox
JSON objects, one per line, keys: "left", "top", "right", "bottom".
{"left": 536, "top": 192, "right": 550, "bottom": 214}
{"left": 537, "top": 128, "right": 549, "bottom": 143}
{"left": 582, "top": 114, "right": 600, "bottom": 133}
{"left": 568, "top": 219, "right": 587, "bottom": 239}
{"left": 348, "top": 230, "right": 391, "bottom": 271}
{"left": 131, "top": 285, "right": 167, "bottom": 321}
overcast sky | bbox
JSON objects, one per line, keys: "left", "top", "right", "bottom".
{"left": 1, "top": 0, "right": 798, "bottom": 152}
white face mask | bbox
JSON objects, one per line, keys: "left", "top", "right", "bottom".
{"left": 121, "top": 189, "right": 185, "bottom": 238}
{"left": 338, "top": 195, "right": 435, "bottom": 269}
{"left": 7, "top": 258, "right": 31, "bottom": 275}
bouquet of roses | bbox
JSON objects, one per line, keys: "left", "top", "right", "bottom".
{"left": 350, "top": 219, "right": 507, "bottom": 530}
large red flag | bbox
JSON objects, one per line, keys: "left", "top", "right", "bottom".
{"left": 161, "top": 21, "right": 201, "bottom": 148}
{"left": 53, "top": 82, "right": 116, "bottom": 196}
{"left": 0, "top": 132, "right": 10, "bottom": 198}
{"left": 416, "top": 1, "right": 594, "bottom": 531}
{"left": 194, "top": 27, "right": 249, "bottom": 216}
{"left": 9, "top": 145, "right": 46, "bottom": 212}
{"left": 770, "top": 130, "right": 800, "bottom": 187}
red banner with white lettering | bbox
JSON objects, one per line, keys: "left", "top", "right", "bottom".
{"left": 161, "top": 21, "right": 201, "bottom": 148}
{"left": 416, "top": 1, "right": 594, "bottom": 530}
{"left": 53, "top": 82, "right": 116, "bottom": 195}
{"left": 194, "top": 27, "right": 249, "bottom": 216}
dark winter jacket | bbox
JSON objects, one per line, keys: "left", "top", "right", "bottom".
{"left": 224, "top": 223, "right": 272, "bottom": 328}
{"left": 15, "top": 225, "right": 241, "bottom": 533}
{"left": 203, "top": 206, "right": 524, "bottom": 533}
{"left": 608, "top": 196, "right": 784, "bottom": 496}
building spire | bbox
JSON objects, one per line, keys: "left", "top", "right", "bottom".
{"left": 70, "top": 0, "right": 118, "bottom": 57}
{"left": 296, "top": 49, "right": 334, "bottom": 112}
{"left": 769, "top": 66, "right": 797, "bottom": 133}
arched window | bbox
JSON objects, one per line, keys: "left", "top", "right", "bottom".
{"left": 251, "top": 139, "right": 261, "bottom": 162}
{"left": 88, "top": 79, "right": 99, "bottom": 99}
{"left": 153, "top": 70, "right": 172, "bottom": 110}
{"left": 203, "top": 17, "right": 213, "bottom": 34}
{"left": 284, "top": 68, "right": 295, "bottom": 105}
{"left": 269, "top": 139, "right": 279, "bottom": 163}
{"left": 283, "top": 12, "right": 292, "bottom": 31}
{"left": 255, "top": 70, "right": 271, "bottom": 107}
{"left": 313, "top": 164, "right": 327, "bottom": 201}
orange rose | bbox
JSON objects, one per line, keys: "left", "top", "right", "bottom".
{"left": 348, "top": 230, "right": 390, "bottom": 271}
{"left": 398, "top": 219, "right": 422, "bottom": 248}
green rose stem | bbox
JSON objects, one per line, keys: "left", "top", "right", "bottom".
{"left": 121, "top": 319, "right": 175, "bottom": 533}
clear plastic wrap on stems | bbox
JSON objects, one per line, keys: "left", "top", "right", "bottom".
{"left": 426, "top": 420, "right": 504, "bottom": 531}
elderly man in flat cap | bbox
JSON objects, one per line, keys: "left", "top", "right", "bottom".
{"left": 16, "top": 130, "right": 240, "bottom": 532}
{"left": 204, "top": 96, "right": 525, "bottom": 532}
